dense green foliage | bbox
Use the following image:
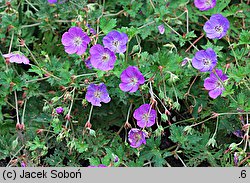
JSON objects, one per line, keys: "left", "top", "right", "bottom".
{"left": 0, "top": 0, "right": 249, "bottom": 167}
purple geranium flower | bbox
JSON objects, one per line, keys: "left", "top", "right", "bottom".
{"left": 48, "top": 0, "right": 66, "bottom": 4}
{"left": 204, "top": 69, "right": 228, "bottom": 99}
{"left": 133, "top": 104, "right": 157, "bottom": 128}
{"left": 194, "top": 0, "right": 216, "bottom": 11}
{"left": 192, "top": 48, "right": 217, "bottom": 72}
{"left": 86, "top": 24, "right": 96, "bottom": 35}
{"left": 113, "top": 155, "right": 119, "bottom": 163}
{"left": 103, "top": 30, "right": 128, "bottom": 53}
{"left": 48, "top": 0, "right": 57, "bottom": 3}
{"left": 56, "top": 107, "right": 64, "bottom": 114}
{"left": 3, "top": 53, "right": 29, "bottom": 65}
{"left": 85, "top": 83, "right": 111, "bottom": 106}
{"left": 181, "top": 57, "right": 189, "bottom": 67}
{"left": 61, "top": 27, "right": 90, "bottom": 55}
{"left": 232, "top": 130, "right": 244, "bottom": 138}
{"left": 128, "top": 128, "right": 147, "bottom": 148}
{"left": 21, "top": 161, "right": 26, "bottom": 167}
{"left": 89, "top": 44, "right": 116, "bottom": 71}
{"left": 203, "top": 14, "right": 230, "bottom": 39}
{"left": 84, "top": 57, "right": 93, "bottom": 69}
{"left": 119, "top": 66, "right": 145, "bottom": 93}
{"left": 158, "top": 24, "right": 165, "bottom": 34}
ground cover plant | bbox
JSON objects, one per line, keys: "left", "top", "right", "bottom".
{"left": 0, "top": 0, "right": 249, "bottom": 167}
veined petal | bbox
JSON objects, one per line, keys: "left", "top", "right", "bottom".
{"left": 209, "top": 88, "right": 222, "bottom": 99}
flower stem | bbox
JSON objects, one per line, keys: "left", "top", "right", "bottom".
{"left": 24, "top": 43, "right": 60, "bottom": 80}
{"left": 75, "top": 73, "right": 96, "bottom": 78}
{"left": 6, "top": 145, "right": 25, "bottom": 167}
{"left": 174, "top": 151, "right": 187, "bottom": 167}
{"left": 189, "top": 115, "right": 215, "bottom": 128}
{"left": 65, "top": 87, "right": 76, "bottom": 128}
{"left": 103, "top": 10, "right": 124, "bottom": 17}
{"left": 149, "top": 0, "right": 156, "bottom": 11}
{"left": 87, "top": 105, "right": 94, "bottom": 124}
{"left": 153, "top": 93, "right": 170, "bottom": 115}
{"left": 138, "top": 21, "right": 155, "bottom": 29}
{"left": 227, "top": 37, "right": 239, "bottom": 67}
{"left": 185, "top": 33, "right": 204, "bottom": 52}
{"left": 125, "top": 39, "right": 130, "bottom": 62}
{"left": 8, "top": 30, "right": 14, "bottom": 54}
{"left": 14, "top": 91, "right": 20, "bottom": 125}
{"left": 26, "top": 76, "right": 50, "bottom": 83}
{"left": 163, "top": 21, "right": 199, "bottom": 51}
{"left": 125, "top": 103, "right": 133, "bottom": 123}
{"left": 243, "top": 114, "right": 249, "bottom": 151}
{"left": 186, "top": 8, "right": 189, "bottom": 34}
{"left": 117, "top": 103, "right": 133, "bottom": 135}
{"left": 21, "top": 99, "right": 27, "bottom": 125}
{"left": 169, "top": 11, "right": 186, "bottom": 20}
{"left": 95, "top": 0, "right": 105, "bottom": 44}
{"left": 188, "top": 111, "right": 250, "bottom": 128}
{"left": 25, "top": 0, "right": 39, "bottom": 11}
{"left": 212, "top": 116, "right": 219, "bottom": 139}
{"left": 21, "top": 22, "right": 41, "bottom": 29}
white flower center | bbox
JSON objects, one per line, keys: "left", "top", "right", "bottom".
{"left": 112, "top": 40, "right": 120, "bottom": 48}
{"left": 73, "top": 37, "right": 83, "bottom": 46}
{"left": 135, "top": 133, "right": 142, "bottom": 143}
{"left": 94, "top": 90, "right": 102, "bottom": 98}
{"left": 215, "top": 25, "right": 223, "bottom": 33}
{"left": 202, "top": 58, "right": 211, "bottom": 66}
{"left": 215, "top": 81, "right": 223, "bottom": 89}
{"left": 101, "top": 53, "right": 110, "bottom": 62}
{"left": 130, "top": 77, "right": 138, "bottom": 85}
{"left": 142, "top": 113, "right": 150, "bottom": 122}
{"left": 205, "top": 0, "right": 212, "bottom": 6}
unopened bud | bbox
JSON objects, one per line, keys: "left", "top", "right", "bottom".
{"left": 85, "top": 121, "right": 92, "bottom": 129}
{"left": 65, "top": 114, "right": 71, "bottom": 121}
{"left": 36, "top": 129, "right": 44, "bottom": 134}
{"left": 19, "top": 39, "right": 25, "bottom": 46}
{"left": 124, "top": 121, "right": 131, "bottom": 129}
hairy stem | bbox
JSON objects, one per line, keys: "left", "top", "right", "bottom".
{"left": 14, "top": 91, "right": 20, "bottom": 125}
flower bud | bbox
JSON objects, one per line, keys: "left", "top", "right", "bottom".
{"left": 36, "top": 129, "right": 44, "bottom": 134}
{"left": 56, "top": 107, "right": 64, "bottom": 114}
{"left": 65, "top": 114, "right": 71, "bottom": 121}
{"left": 85, "top": 121, "right": 92, "bottom": 129}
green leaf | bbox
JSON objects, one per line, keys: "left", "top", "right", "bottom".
{"left": 89, "top": 157, "right": 100, "bottom": 166}
{"left": 163, "top": 151, "right": 172, "bottom": 158}
{"left": 28, "top": 65, "right": 44, "bottom": 77}
{"left": 239, "top": 30, "right": 250, "bottom": 45}
{"left": 100, "top": 18, "right": 117, "bottom": 34}
{"left": 75, "top": 141, "right": 89, "bottom": 153}
{"left": 161, "top": 114, "right": 168, "bottom": 122}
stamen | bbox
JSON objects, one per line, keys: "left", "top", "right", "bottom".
{"left": 73, "top": 37, "right": 83, "bottom": 46}
{"left": 101, "top": 53, "right": 110, "bottom": 62}
{"left": 202, "top": 58, "right": 211, "bottom": 66}
{"left": 215, "top": 25, "right": 223, "bottom": 33}
{"left": 94, "top": 90, "right": 102, "bottom": 98}
{"left": 205, "top": 0, "right": 212, "bottom": 6}
{"left": 130, "top": 77, "right": 138, "bottom": 85}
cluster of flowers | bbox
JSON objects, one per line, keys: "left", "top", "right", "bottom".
{"left": 191, "top": 0, "right": 229, "bottom": 99}
{"left": 61, "top": 26, "right": 146, "bottom": 106}
{"left": 61, "top": 18, "right": 155, "bottom": 148}
{"left": 128, "top": 104, "right": 157, "bottom": 148}
{"left": 157, "top": 1, "right": 229, "bottom": 99}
